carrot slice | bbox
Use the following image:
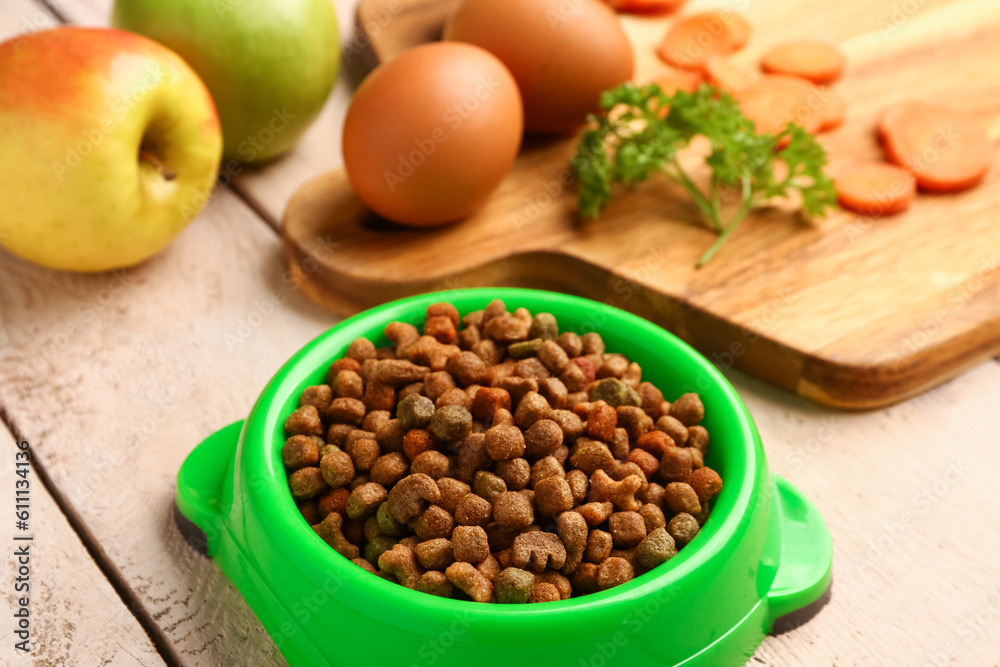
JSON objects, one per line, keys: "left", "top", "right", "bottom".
{"left": 878, "top": 101, "right": 994, "bottom": 192}
{"left": 835, "top": 161, "right": 916, "bottom": 215}
{"left": 735, "top": 74, "right": 823, "bottom": 136}
{"left": 705, "top": 55, "right": 758, "bottom": 93}
{"left": 761, "top": 40, "right": 846, "bottom": 84}
{"left": 657, "top": 11, "right": 752, "bottom": 72}
{"left": 818, "top": 88, "right": 847, "bottom": 132}
{"left": 651, "top": 68, "right": 705, "bottom": 95}
{"left": 606, "top": 0, "right": 686, "bottom": 14}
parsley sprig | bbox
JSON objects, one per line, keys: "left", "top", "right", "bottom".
{"left": 571, "top": 83, "right": 837, "bottom": 267}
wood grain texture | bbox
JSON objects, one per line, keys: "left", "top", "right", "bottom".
{"left": 0, "top": 420, "right": 166, "bottom": 667}
{"left": 284, "top": 0, "right": 1000, "bottom": 409}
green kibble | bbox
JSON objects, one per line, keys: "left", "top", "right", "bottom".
{"left": 528, "top": 313, "right": 559, "bottom": 341}
{"left": 589, "top": 377, "right": 641, "bottom": 408}
{"left": 376, "top": 501, "right": 408, "bottom": 538}
{"left": 667, "top": 512, "right": 701, "bottom": 546}
{"left": 365, "top": 536, "right": 398, "bottom": 565}
{"left": 430, "top": 405, "right": 473, "bottom": 442}
{"left": 508, "top": 338, "right": 545, "bottom": 359}
{"left": 397, "top": 394, "right": 435, "bottom": 430}
{"left": 496, "top": 567, "right": 535, "bottom": 603}
{"left": 636, "top": 527, "right": 677, "bottom": 569}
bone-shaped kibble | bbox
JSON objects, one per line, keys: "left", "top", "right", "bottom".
{"left": 378, "top": 544, "right": 424, "bottom": 589}
{"left": 407, "top": 335, "right": 461, "bottom": 371}
{"left": 511, "top": 531, "right": 567, "bottom": 573}
{"left": 445, "top": 562, "right": 494, "bottom": 602}
{"left": 387, "top": 473, "right": 441, "bottom": 523}
{"left": 312, "top": 513, "right": 359, "bottom": 560}
{"left": 587, "top": 470, "right": 642, "bottom": 512}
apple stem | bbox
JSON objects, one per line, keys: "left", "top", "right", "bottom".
{"left": 139, "top": 150, "right": 176, "bottom": 181}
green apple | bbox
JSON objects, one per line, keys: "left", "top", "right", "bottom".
{"left": 112, "top": 0, "right": 340, "bottom": 163}
{"left": 0, "top": 27, "right": 222, "bottom": 272}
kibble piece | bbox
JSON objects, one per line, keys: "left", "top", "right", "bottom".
{"left": 452, "top": 525, "right": 491, "bottom": 563}
{"left": 496, "top": 567, "right": 535, "bottom": 603}
{"left": 514, "top": 392, "right": 553, "bottom": 429}
{"left": 331, "top": 370, "right": 364, "bottom": 401}
{"left": 511, "top": 531, "right": 567, "bottom": 572}
{"left": 352, "top": 558, "right": 378, "bottom": 575}
{"left": 497, "top": 376, "right": 538, "bottom": 407}
{"left": 508, "top": 338, "right": 544, "bottom": 359}
{"left": 387, "top": 473, "right": 441, "bottom": 523}
{"left": 410, "top": 450, "right": 450, "bottom": 480}
{"left": 379, "top": 544, "right": 423, "bottom": 588}
{"left": 613, "top": 463, "right": 648, "bottom": 493}
{"left": 473, "top": 471, "right": 508, "bottom": 504}
{"left": 529, "top": 456, "right": 565, "bottom": 487}
{"left": 616, "top": 406, "right": 653, "bottom": 439}
{"left": 569, "top": 439, "right": 616, "bottom": 475}
{"left": 495, "top": 458, "right": 531, "bottom": 491}
{"left": 578, "top": 501, "right": 614, "bottom": 527}
{"left": 365, "top": 536, "right": 397, "bottom": 565}
{"left": 638, "top": 503, "right": 667, "bottom": 534}
{"left": 483, "top": 312, "right": 532, "bottom": 342}
{"left": 597, "top": 556, "right": 634, "bottom": 589}
{"left": 534, "top": 476, "right": 574, "bottom": 516}
{"left": 485, "top": 424, "right": 526, "bottom": 461}
{"left": 326, "top": 423, "right": 355, "bottom": 448}
{"left": 637, "top": 430, "right": 676, "bottom": 457}
{"left": 609, "top": 427, "right": 630, "bottom": 461}
{"left": 471, "top": 387, "right": 511, "bottom": 421}
{"left": 637, "top": 482, "right": 666, "bottom": 507}
{"left": 579, "top": 332, "right": 605, "bottom": 356}
{"left": 493, "top": 491, "right": 534, "bottom": 531}
{"left": 534, "top": 339, "right": 569, "bottom": 374}
{"left": 458, "top": 324, "right": 481, "bottom": 350}
{"left": 566, "top": 469, "right": 589, "bottom": 504}
{"left": 435, "top": 477, "right": 471, "bottom": 514}
{"left": 347, "top": 337, "right": 377, "bottom": 362}
{"left": 345, "top": 437, "right": 380, "bottom": 473}
{"left": 346, "top": 482, "right": 387, "bottom": 520}
{"left": 299, "top": 385, "right": 333, "bottom": 412}
{"left": 609, "top": 511, "right": 647, "bottom": 549}
{"left": 285, "top": 405, "right": 324, "bottom": 437}
{"left": 445, "top": 562, "right": 494, "bottom": 602}
{"left": 289, "top": 467, "right": 328, "bottom": 499}
{"left": 477, "top": 555, "right": 502, "bottom": 583}
{"left": 328, "top": 357, "right": 361, "bottom": 383}
{"left": 283, "top": 435, "right": 320, "bottom": 470}
{"left": 536, "top": 377, "right": 568, "bottom": 410}
{"left": 626, "top": 448, "right": 660, "bottom": 479}
{"left": 589, "top": 378, "right": 638, "bottom": 408}
{"left": 437, "top": 387, "right": 473, "bottom": 409}
{"left": 534, "top": 570, "right": 572, "bottom": 600}
{"left": 313, "top": 512, "right": 360, "bottom": 559}
{"left": 686, "top": 467, "right": 723, "bottom": 504}
{"left": 320, "top": 451, "right": 355, "bottom": 489}
{"left": 514, "top": 357, "right": 551, "bottom": 381}
{"left": 472, "top": 339, "right": 503, "bottom": 365}
{"left": 415, "top": 570, "right": 454, "bottom": 598}
{"left": 597, "top": 354, "right": 629, "bottom": 379}
{"left": 667, "top": 513, "right": 701, "bottom": 546}
{"left": 529, "top": 312, "right": 559, "bottom": 341}
{"left": 586, "top": 403, "right": 618, "bottom": 442}
{"left": 298, "top": 499, "right": 320, "bottom": 525}
{"left": 422, "top": 371, "right": 455, "bottom": 402}
{"left": 447, "top": 351, "right": 489, "bottom": 386}
{"left": 636, "top": 527, "right": 677, "bottom": 569}
{"left": 455, "top": 493, "right": 492, "bottom": 527}
{"left": 664, "top": 482, "right": 702, "bottom": 516}
{"left": 556, "top": 511, "right": 588, "bottom": 575}
{"left": 550, "top": 410, "right": 584, "bottom": 442}
{"left": 588, "top": 470, "right": 641, "bottom": 511}
{"left": 431, "top": 405, "right": 473, "bottom": 443}
{"left": 413, "top": 538, "right": 455, "bottom": 571}
{"left": 402, "top": 429, "right": 434, "bottom": 462}
{"left": 571, "top": 562, "right": 601, "bottom": 595}
{"left": 363, "top": 381, "right": 397, "bottom": 413}
{"left": 384, "top": 320, "right": 421, "bottom": 354}
{"left": 410, "top": 505, "right": 455, "bottom": 540}
{"left": 656, "top": 415, "right": 689, "bottom": 446}
{"left": 455, "top": 433, "right": 490, "bottom": 484}
{"left": 375, "top": 501, "right": 407, "bottom": 538}
{"left": 318, "top": 488, "right": 350, "bottom": 520}
{"left": 585, "top": 530, "right": 614, "bottom": 565}
{"left": 397, "top": 394, "right": 435, "bottom": 430}
{"left": 529, "top": 581, "right": 561, "bottom": 603}
{"left": 425, "top": 315, "right": 458, "bottom": 344}
{"left": 523, "top": 419, "right": 564, "bottom": 459}
{"left": 407, "top": 336, "right": 461, "bottom": 371}
{"left": 670, "top": 393, "right": 705, "bottom": 426}
{"left": 687, "top": 425, "right": 710, "bottom": 455}
{"left": 660, "top": 447, "right": 694, "bottom": 483}
{"left": 370, "top": 452, "right": 410, "bottom": 487}
{"left": 689, "top": 448, "right": 705, "bottom": 470}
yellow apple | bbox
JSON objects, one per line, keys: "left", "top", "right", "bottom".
{"left": 0, "top": 27, "right": 222, "bottom": 272}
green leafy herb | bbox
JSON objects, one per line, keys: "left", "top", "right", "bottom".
{"left": 571, "top": 82, "right": 837, "bottom": 267}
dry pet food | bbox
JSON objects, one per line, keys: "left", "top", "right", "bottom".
{"left": 282, "top": 300, "right": 723, "bottom": 603}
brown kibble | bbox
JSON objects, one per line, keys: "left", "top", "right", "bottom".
{"left": 473, "top": 470, "right": 507, "bottom": 504}
{"left": 637, "top": 430, "right": 676, "bottom": 457}
{"left": 667, "top": 512, "right": 701, "bottom": 546}
{"left": 493, "top": 492, "right": 534, "bottom": 530}
{"left": 578, "top": 501, "right": 614, "bottom": 527}
{"left": 376, "top": 359, "right": 427, "bottom": 386}
{"left": 571, "top": 562, "right": 601, "bottom": 594}
{"left": 346, "top": 482, "right": 387, "bottom": 520}
{"left": 638, "top": 503, "right": 667, "bottom": 533}
{"left": 415, "top": 570, "right": 454, "bottom": 597}
{"left": 556, "top": 511, "right": 588, "bottom": 575}
{"left": 455, "top": 433, "right": 490, "bottom": 483}
{"left": 550, "top": 410, "right": 584, "bottom": 442}
{"left": 447, "top": 351, "right": 489, "bottom": 387}
{"left": 402, "top": 429, "right": 434, "bottom": 462}
{"left": 457, "top": 324, "right": 481, "bottom": 350}
{"left": 384, "top": 320, "right": 421, "bottom": 355}
{"left": 363, "top": 381, "right": 397, "bottom": 413}
{"left": 326, "top": 398, "right": 366, "bottom": 426}
{"left": 327, "top": 357, "right": 361, "bottom": 383}
{"left": 637, "top": 482, "right": 666, "bottom": 507}
{"left": 536, "top": 339, "right": 570, "bottom": 373}
{"left": 671, "top": 393, "right": 705, "bottom": 426}
{"left": 514, "top": 357, "right": 551, "bottom": 381}
{"left": 555, "top": 331, "right": 582, "bottom": 357}
{"left": 485, "top": 424, "right": 526, "bottom": 461}
{"left": 431, "top": 405, "right": 473, "bottom": 443}
{"left": 613, "top": 463, "right": 648, "bottom": 493}
{"left": 455, "top": 493, "right": 493, "bottom": 527}
{"left": 379, "top": 544, "right": 423, "bottom": 588}
{"left": 537, "top": 378, "right": 568, "bottom": 410}
{"left": 609, "top": 511, "right": 647, "bottom": 549}
{"left": 313, "top": 512, "right": 360, "bottom": 559}
{"left": 352, "top": 558, "right": 378, "bottom": 575}
{"left": 471, "top": 387, "right": 511, "bottom": 421}
{"left": 494, "top": 375, "right": 536, "bottom": 406}
{"left": 427, "top": 302, "right": 460, "bottom": 327}
{"left": 422, "top": 371, "right": 455, "bottom": 402}
{"left": 347, "top": 337, "right": 377, "bottom": 362}
{"left": 511, "top": 531, "right": 567, "bottom": 572}
{"left": 588, "top": 470, "right": 641, "bottom": 511}
{"left": 285, "top": 405, "right": 323, "bottom": 437}
{"left": 359, "top": 358, "right": 378, "bottom": 384}
{"left": 584, "top": 529, "right": 613, "bottom": 563}
{"left": 656, "top": 415, "right": 689, "bottom": 446}
{"left": 569, "top": 439, "right": 616, "bottom": 475}
{"left": 559, "top": 362, "right": 589, "bottom": 392}
{"left": 621, "top": 362, "right": 642, "bottom": 388}
{"left": 665, "top": 482, "right": 702, "bottom": 515}
{"left": 387, "top": 473, "right": 441, "bottom": 523}
{"left": 452, "top": 525, "right": 491, "bottom": 563}
{"left": 529, "top": 582, "right": 561, "bottom": 603}
{"left": 495, "top": 458, "right": 531, "bottom": 491}
{"left": 410, "top": 505, "right": 455, "bottom": 540}
{"left": 496, "top": 567, "right": 534, "bottom": 603}
{"left": 597, "top": 354, "right": 629, "bottom": 379}
{"left": 477, "top": 554, "right": 502, "bottom": 581}
{"left": 299, "top": 385, "right": 333, "bottom": 412}
{"left": 425, "top": 315, "right": 458, "bottom": 345}
{"left": 514, "top": 391, "right": 553, "bottom": 429}
{"left": 586, "top": 403, "right": 618, "bottom": 442}
{"left": 529, "top": 456, "right": 565, "bottom": 488}
{"left": 636, "top": 382, "right": 664, "bottom": 416}
{"left": 330, "top": 370, "right": 364, "bottom": 402}
{"left": 363, "top": 409, "right": 391, "bottom": 433}
{"left": 283, "top": 435, "right": 320, "bottom": 470}
{"left": 522, "top": 419, "right": 563, "bottom": 459}
{"left": 289, "top": 467, "right": 328, "bottom": 499}
{"left": 494, "top": 549, "right": 514, "bottom": 569}
{"left": 445, "top": 562, "right": 494, "bottom": 602}
{"left": 580, "top": 332, "right": 605, "bottom": 355}
{"left": 566, "top": 469, "right": 589, "bottom": 504}
{"left": 616, "top": 406, "right": 653, "bottom": 439}
{"left": 534, "top": 570, "right": 572, "bottom": 599}
{"left": 435, "top": 477, "right": 471, "bottom": 514}
{"left": 660, "top": 447, "right": 694, "bottom": 483}
{"left": 327, "top": 423, "right": 355, "bottom": 448}
{"left": 627, "top": 448, "right": 660, "bottom": 478}
{"left": 472, "top": 339, "right": 503, "bottom": 365}
{"left": 609, "top": 427, "right": 630, "bottom": 461}
{"left": 690, "top": 447, "right": 705, "bottom": 470}
{"left": 344, "top": 437, "right": 380, "bottom": 473}
{"left": 318, "top": 487, "right": 350, "bottom": 520}
{"left": 410, "top": 450, "right": 450, "bottom": 479}
{"left": 597, "top": 556, "right": 634, "bottom": 589}
{"left": 534, "top": 476, "right": 574, "bottom": 516}
{"left": 686, "top": 467, "right": 723, "bottom": 504}
{"left": 320, "top": 451, "right": 355, "bottom": 489}
{"left": 407, "top": 335, "right": 461, "bottom": 371}
{"left": 370, "top": 452, "right": 410, "bottom": 487}
{"left": 483, "top": 312, "right": 531, "bottom": 342}
{"left": 687, "top": 425, "right": 710, "bottom": 455}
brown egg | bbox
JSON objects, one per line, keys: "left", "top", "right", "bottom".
{"left": 444, "top": 0, "right": 634, "bottom": 134}
{"left": 342, "top": 42, "right": 523, "bottom": 226}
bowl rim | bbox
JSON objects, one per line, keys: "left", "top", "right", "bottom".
{"left": 240, "top": 288, "right": 765, "bottom": 628}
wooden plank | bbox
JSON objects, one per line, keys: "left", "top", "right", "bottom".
{"left": 0, "top": 419, "right": 166, "bottom": 666}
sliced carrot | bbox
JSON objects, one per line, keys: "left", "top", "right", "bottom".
{"left": 657, "top": 11, "right": 752, "bottom": 72}
{"left": 834, "top": 161, "right": 916, "bottom": 215}
{"left": 761, "top": 40, "right": 846, "bottom": 85}
{"left": 705, "top": 55, "right": 758, "bottom": 93}
{"left": 818, "top": 88, "right": 847, "bottom": 132}
{"left": 878, "top": 101, "right": 994, "bottom": 192}
{"left": 651, "top": 68, "right": 705, "bottom": 95}
{"left": 735, "top": 74, "right": 823, "bottom": 137}
{"left": 606, "top": 0, "right": 687, "bottom": 14}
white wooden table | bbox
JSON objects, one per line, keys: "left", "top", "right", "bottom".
{"left": 2, "top": 0, "right": 999, "bottom": 664}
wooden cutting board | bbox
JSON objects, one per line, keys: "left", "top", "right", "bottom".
{"left": 283, "top": 0, "right": 1000, "bottom": 409}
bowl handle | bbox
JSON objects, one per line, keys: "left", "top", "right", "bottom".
{"left": 176, "top": 420, "right": 243, "bottom": 538}
{"left": 765, "top": 474, "right": 833, "bottom": 622}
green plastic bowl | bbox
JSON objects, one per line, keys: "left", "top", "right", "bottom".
{"left": 177, "top": 288, "right": 831, "bottom": 667}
